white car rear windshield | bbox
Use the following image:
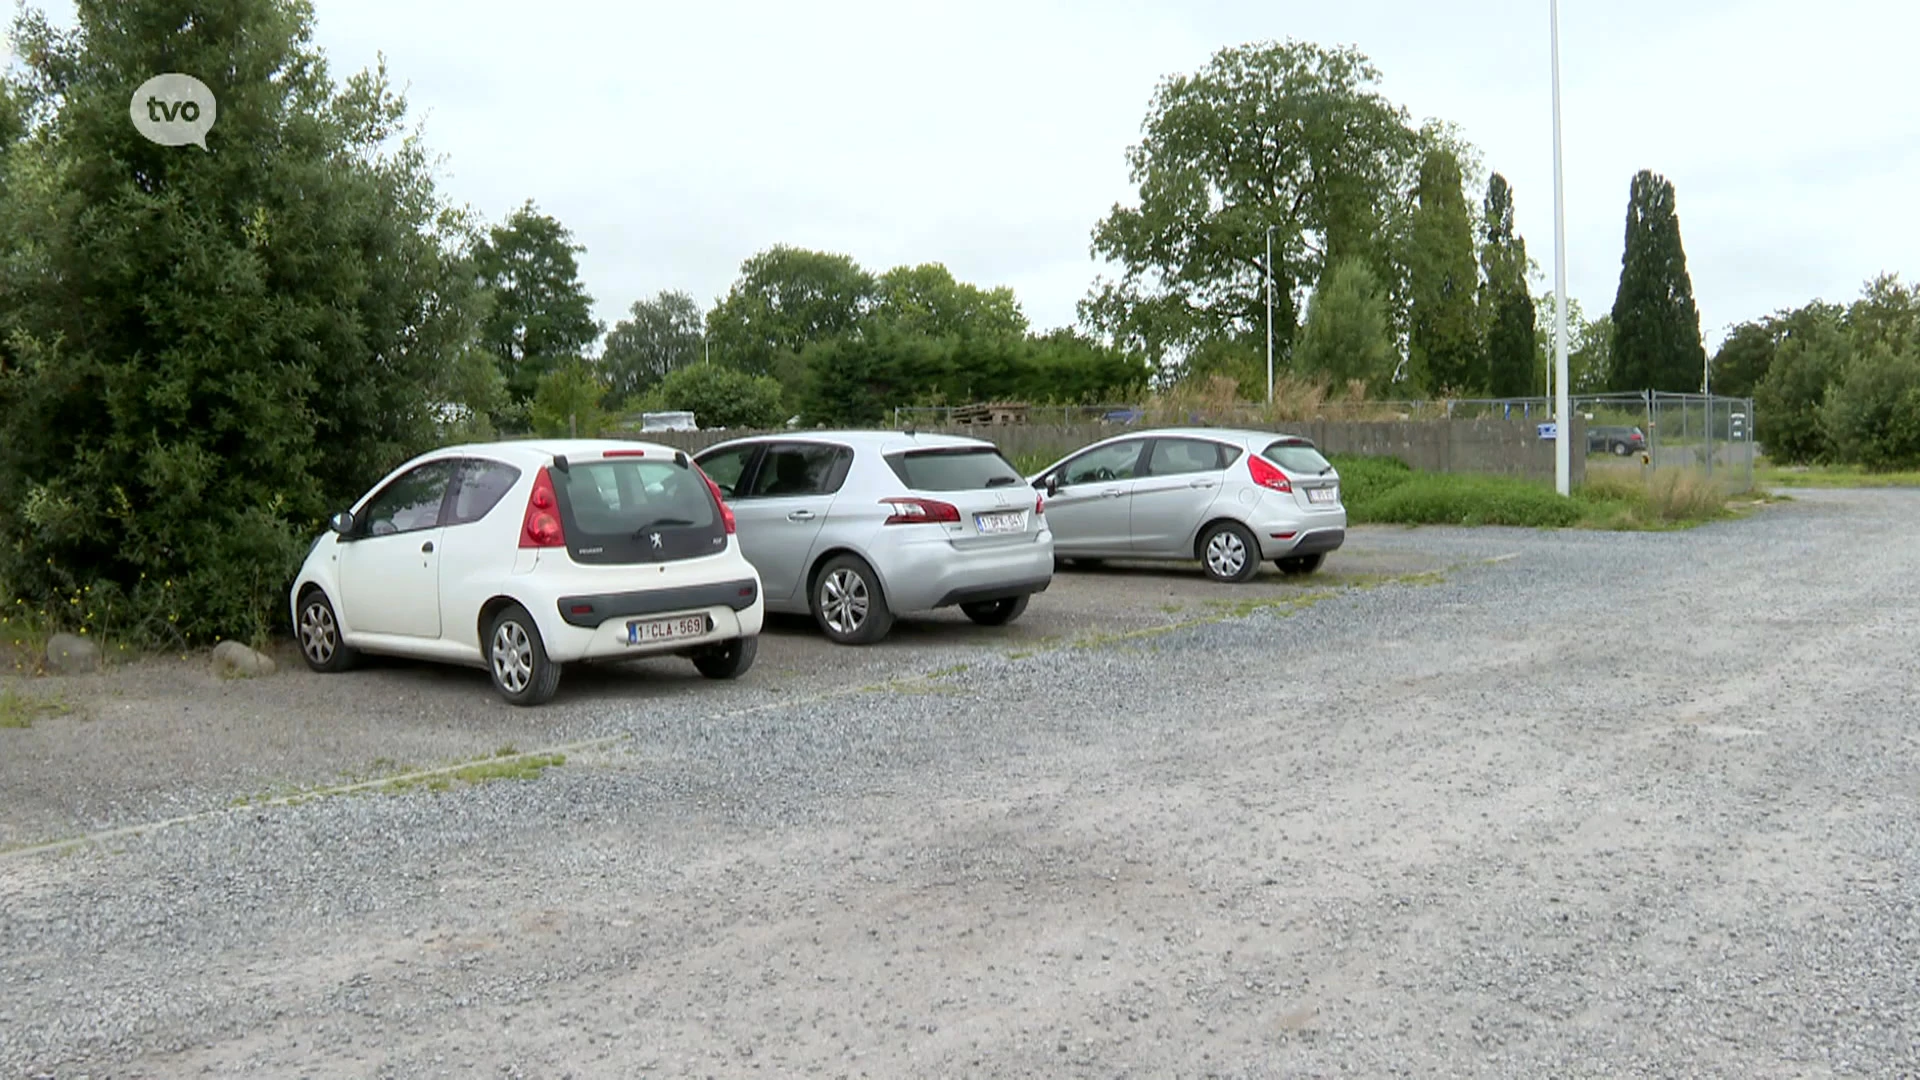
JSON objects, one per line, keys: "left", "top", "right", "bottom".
{"left": 886, "top": 448, "right": 1025, "bottom": 492}
{"left": 1263, "top": 440, "right": 1334, "bottom": 475}
{"left": 560, "top": 460, "right": 716, "bottom": 533}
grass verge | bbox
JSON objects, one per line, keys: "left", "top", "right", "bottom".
{"left": 0, "top": 684, "right": 74, "bottom": 728}
{"left": 1754, "top": 458, "right": 1920, "bottom": 488}
{"left": 1332, "top": 455, "right": 1740, "bottom": 530}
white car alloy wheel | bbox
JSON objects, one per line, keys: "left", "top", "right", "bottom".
{"left": 300, "top": 599, "right": 337, "bottom": 665}
{"left": 492, "top": 621, "right": 534, "bottom": 694}
{"left": 821, "top": 568, "right": 869, "bottom": 635}
{"left": 296, "top": 590, "right": 356, "bottom": 673}
{"left": 486, "top": 603, "right": 561, "bottom": 706}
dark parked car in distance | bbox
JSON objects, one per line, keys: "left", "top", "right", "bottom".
{"left": 1588, "top": 425, "right": 1647, "bottom": 456}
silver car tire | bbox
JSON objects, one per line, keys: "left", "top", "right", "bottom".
{"left": 811, "top": 554, "right": 895, "bottom": 645}
{"left": 1199, "top": 521, "right": 1261, "bottom": 584}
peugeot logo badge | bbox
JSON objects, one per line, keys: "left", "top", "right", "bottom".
{"left": 649, "top": 532, "right": 663, "bottom": 549}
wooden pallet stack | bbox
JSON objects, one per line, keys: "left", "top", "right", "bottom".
{"left": 949, "top": 402, "right": 1029, "bottom": 426}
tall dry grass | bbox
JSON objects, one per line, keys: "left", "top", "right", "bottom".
{"left": 1137, "top": 373, "right": 1414, "bottom": 426}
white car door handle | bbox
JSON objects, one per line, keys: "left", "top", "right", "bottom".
{"left": 1188, "top": 479, "right": 1217, "bottom": 489}
{"left": 788, "top": 510, "right": 814, "bottom": 521}
{"left": 1101, "top": 488, "right": 1124, "bottom": 498}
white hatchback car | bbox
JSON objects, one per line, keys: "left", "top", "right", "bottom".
{"left": 289, "top": 439, "right": 765, "bottom": 705}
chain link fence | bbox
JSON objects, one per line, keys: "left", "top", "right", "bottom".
{"left": 894, "top": 390, "right": 1756, "bottom": 493}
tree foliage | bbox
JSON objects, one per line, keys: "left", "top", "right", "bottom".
{"left": 654, "top": 363, "right": 786, "bottom": 430}
{"left": 704, "top": 245, "right": 876, "bottom": 382}
{"left": 1819, "top": 344, "right": 1920, "bottom": 471}
{"left": 472, "top": 199, "right": 603, "bottom": 414}
{"left": 0, "top": 0, "right": 489, "bottom": 644}
{"left": 1080, "top": 40, "right": 1425, "bottom": 368}
{"left": 529, "top": 359, "right": 611, "bottom": 437}
{"left": 1478, "top": 174, "right": 1536, "bottom": 397}
{"left": 1294, "top": 257, "right": 1394, "bottom": 392}
{"left": 1609, "top": 170, "right": 1706, "bottom": 392}
{"left": 1754, "top": 309, "right": 1846, "bottom": 464}
{"left": 601, "top": 289, "right": 702, "bottom": 404}
{"left": 873, "top": 263, "right": 1027, "bottom": 342}
{"left": 1407, "top": 149, "right": 1480, "bottom": 395}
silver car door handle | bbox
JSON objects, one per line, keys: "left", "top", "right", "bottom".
{"left": 787, "top": 510, "right": 814, "bottom": 521}
{"left": 1101, "top": 488, "right": 1124, "bottom": 498}
{"left": 1188, "top": 479, "right": 1217, "bottom": 489}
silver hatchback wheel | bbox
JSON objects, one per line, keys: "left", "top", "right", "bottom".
{"left": 1206, "top": 530, "right": 1247, "bottom": 577}
{"left": 1200, "top": 521, "right": 1261, "bottom": 584}
{"left": 491, "top": 619, "right": 534, "bottom": 694}
{"left": 820, "top": 568, "right": 870, "bottom": 635}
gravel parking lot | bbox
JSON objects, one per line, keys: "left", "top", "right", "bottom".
{"left": 4, "top": 490, "right": 1918, "bottom": 1077}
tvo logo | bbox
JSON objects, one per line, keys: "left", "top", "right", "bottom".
{"left": 129, "top": 73, "right": 218, "bottom": 150}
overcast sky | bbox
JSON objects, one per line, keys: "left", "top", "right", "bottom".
{"left": 18, "top": 0, "right": 1920, "bottom": 355}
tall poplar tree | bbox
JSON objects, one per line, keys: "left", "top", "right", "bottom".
{"left": 1609, "top": 170, "right": 1706, "bottom": 392}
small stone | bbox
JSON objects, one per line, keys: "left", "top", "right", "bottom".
{"left": 45, "top": 632, "right": 102, "bottom": 675}
{"left": 211, "top": 640, "right": 277, "bottom": 679}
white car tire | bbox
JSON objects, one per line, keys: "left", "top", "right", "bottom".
{"left": 487, "top": 603, "right": 562, "bottom": 706}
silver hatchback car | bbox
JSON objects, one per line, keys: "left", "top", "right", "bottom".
{"left": 1029, "top": 427, "right": 1345, "bottom": 582}
{"left": 692, "top": 431, "right": 1053, "bottom": 644}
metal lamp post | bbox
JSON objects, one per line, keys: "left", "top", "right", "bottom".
{"left": 1264, "top": 224, "right": 1277, "bottom": 406}
{"left": 1550, "top": 0, "right": 1572, "bottom": 496}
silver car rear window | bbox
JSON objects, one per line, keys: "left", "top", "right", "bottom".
{"left": 1262, "top": 440, "right": 1334, "bottom": 475}
{"left": 885, "top": 448, "right": 1025, "bottom": 491}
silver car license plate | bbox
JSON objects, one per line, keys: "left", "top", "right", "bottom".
{"left": 975, "top": 511, "right": 1025, "bottom": 534}
{"left": 1307, "top": 487, "right": 1338, "bottom": 504}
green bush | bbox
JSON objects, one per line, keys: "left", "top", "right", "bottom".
{"left": 0, "top": 6, "right": 491, "bottom": 647}
{"left": 1325, "top": 454, "right": 1414, "bottom": 509}
{"left": 1818, "top": 346, "right": 1920, "bottom": 471}
{"left": 655, "top": 363, "right": 786, "bottom": 429}
{"left": 1355, "top": 474, "right": 1586, "bottom": 527}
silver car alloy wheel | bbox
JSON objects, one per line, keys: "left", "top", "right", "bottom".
{"left": 1206, "top": 530, "right": 1248, "bottom": 578}
{"left": 299, "top": 600, "right": 336, "bottom": 664}
{"left": 491, "top": 620, "right": 534, "bottom": 694}
{"left": 821, "top": 568, "right": 869, "bottom": 635}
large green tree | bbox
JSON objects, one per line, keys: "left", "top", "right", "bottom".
{"left": 1478, "top": 173, "right": 1537, "bottom": 397}
{"left": 1754, "top": 308, "right": 1847, "bottom": 463}
{"left": 473, "top": 199, "right": 602, "bottom": 412}
{"left": 1080, "top": 40, "right": 1427, "bottom": 369}
{"left": 1407, "top": 149, "right": 1480, "bottom": 395}
{"left": 704, "top": 245, "right": 877, "bottom": 383}
{"left": 1609, "top": 170, "right": 1706, "bottom": 392}
{"left": 0, "top": 0, "right": 489, "bottom": 643}
{"left": 1294, "top": 256, "right": 1395, "bottom": 392}
{"left": 1534, "top": 295, "right": 1613, "bottom": 397}
{"left": 600, "top": 289, "right": 702, "bottom": 404}
{"left": 873, "top": 263, "right": 1027, "bottom": 342}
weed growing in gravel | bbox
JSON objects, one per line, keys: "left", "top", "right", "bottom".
{"left": 0, "top": 685, "right": 73, "bottom": 728}
{"left": 380, "top": 752, "right": 566, "bottom": 794}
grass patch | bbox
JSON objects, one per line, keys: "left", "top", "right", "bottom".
{"left": 0, "top": 685, "right": 73, "bottom": 728}
{"left": 1754, "top": 459, "right": 1920, "bottom": 488}
{"left": 1330, "top": 455, "right": 1737, "bottom": 530}
{"left": 380, "top": 752, "right": 565, "bottom": 794}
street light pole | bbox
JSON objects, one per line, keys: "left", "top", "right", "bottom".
{"left": 1264, "top": 225, "right": 1276, "bottom": 406}
{"left": 1550, "top": 0, "right": 1572, "bottom": 497}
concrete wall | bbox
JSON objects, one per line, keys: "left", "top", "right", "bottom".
{"left": 632, "top": 416, "right": 1587, "bottom": 485}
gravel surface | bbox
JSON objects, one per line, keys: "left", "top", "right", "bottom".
{"left": 4, "top": 491, "right": 1918, "bottom": 1077}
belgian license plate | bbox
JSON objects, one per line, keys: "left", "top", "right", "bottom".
{"left": 976, "top": 511, "right": 1025, "bottom": 534}
{"left": 628, "top": 614, "right": 710, "bottom": 645}
{"left": 1307, "top": 486, "right": 1338, "bottom": 504}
